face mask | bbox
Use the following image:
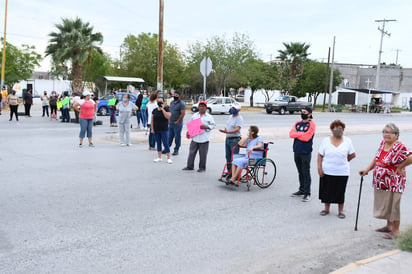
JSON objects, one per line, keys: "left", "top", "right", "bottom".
{"left": 143, "top": 95, "right": 147, "bottom": 98}
{"left": 157, "top": 102, "right": 163, "bottom": 107}
{"left": 301, "top": 113, "right": 309, "bottom": 120}
{"left": 173, "top": 96, "right": 179, "bottom": 101}
{"left": 229, "top": 109, "right": 239, "bottom": 115}
{"left": 332, "top": 128, "right": 344, "bottom": 138}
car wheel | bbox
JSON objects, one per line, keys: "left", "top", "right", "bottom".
{"left": 207, "top": 108, "right": 212, "bottom": 114}
{"left": 191, "top": 107, "right": 198, "bottom": 112}
{"left": 266, "top": 109, "right": 273, "bottom": 114}
{"left": 99, "top": 107, "right": 108, "bottom": 116}
{"left": 279, "top": 107, "right": 286, "bottom": 115}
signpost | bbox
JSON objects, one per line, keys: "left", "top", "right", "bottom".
{"left": 200, "top": 57, "right": 212, "bottom": 100}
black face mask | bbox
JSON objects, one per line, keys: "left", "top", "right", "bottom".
{"left": 173, "top": 96, "right": 179, "bottom": 101}
{"left": 301, "top": 113, "right": 309, "bottom": 120}
{"left": 157, "top": 102, "right": 163, "bottom": 107}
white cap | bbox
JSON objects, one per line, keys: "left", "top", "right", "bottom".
{"left": 82, "top": 91, "right": 91, "bottom": 96}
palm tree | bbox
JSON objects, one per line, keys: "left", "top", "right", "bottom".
{"left": 45, "top": 17, "right": 103, "bottom": 95}
{"left": 277, "top": 42, "right": 310, "bottom": 79}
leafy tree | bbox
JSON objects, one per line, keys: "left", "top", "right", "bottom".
{"left": 186, "top": 33, "right": 257, "bottom": 96}
{"left": 120, "top": 33, "right": 185, "bottom": 90}
{"left": 0, "top": 40, "right": 42, "bottom": 87}
{"left": 234, "top": 59, "right": 275, "bottom": 106}
{"left": 82, "top": 49, "right": 111, "bottom": 83}
{"left": 293, "top": 60, "right": 342, "bottom": 105}
{"left": 277, "top": 42, "right": 310, "bottom": 95}
{"left": 45, "top": 17, "right": 103, "bottom": 95}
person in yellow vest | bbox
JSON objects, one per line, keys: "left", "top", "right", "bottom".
{"left": 1, "top": 87, "right": 8, "bottom": 112}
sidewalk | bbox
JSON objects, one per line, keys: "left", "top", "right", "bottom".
{"left": 332, "top": 250, "right": 411, "bottom": 273}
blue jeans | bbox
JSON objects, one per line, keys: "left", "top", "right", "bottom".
{"left": 168, "top": 122, "right": 183, "bottom": 153}
{"left": 62, "top": 108, "right": 70, "bottom": 122}
{"left": 294, "top": 153, "right": 312, "bottom": 195}
{"left": 147, "top": 124, "right": 155, "bottom": 148}
{"left": 136, "top": 111, "right": 143, "bottom": 126}
{"left": 141, "top": 109, "right": 148, "bottom": 128}
{"left": 79, "top": 118, "right": 93, "bottom": 138}
{"left": 109, "top": 107, "right": 117, "bottom": 124}
{"left": 226, "top": 137, "right": 240, "bottom": 171}
{"left": 155, "top": 131, "right": 170, "bottom": 153}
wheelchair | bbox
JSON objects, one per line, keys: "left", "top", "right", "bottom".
{"left": 219, "top": 142, "right": 277, "bottom": 191}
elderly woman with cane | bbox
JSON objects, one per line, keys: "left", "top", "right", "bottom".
{"left": 359, "top": 123, "right": 412, "bottom": 239}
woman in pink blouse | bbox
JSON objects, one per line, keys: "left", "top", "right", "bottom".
{"left": 360, "top": 123, "right": 412, "bottom": 239}
{"left": 73, "top": 91, "right": 96, "bottom": 147}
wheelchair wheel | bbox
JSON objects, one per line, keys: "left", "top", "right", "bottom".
{"left": 254, "top": 158, "right": 276, "bottom": 188}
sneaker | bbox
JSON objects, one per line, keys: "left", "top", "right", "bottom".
{"left": 197, "top": 168, "right": 205, "bottom": 172}
{"left": 172, "top": 151, "right": 179, "bottom": 156}
{"left": 153, "top": 158, "right": 163, "bottom": 163}
{"left": 182, "top": 167, "right": 194, "bottom": 171}
{"left": 89, "top": 143, "right": 95, "bottom": 147}
{"left": 291, "top": 191, "right": 305, "bottom": 197}
{"left": 302, "top": 195, "right": 311, "bottom": 202}
{"left": 127, "top": 143, "right": 132, "bottom": 146}
{"left": 79, "top": 144, "right": 83, "bottom": 148}
{"left": 120, "top": 143, "right": 126, "bottom": 147}
{"left": 167, "top": 159, "right": 173, "bottom": 164}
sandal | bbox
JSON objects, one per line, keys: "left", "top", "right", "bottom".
{"left": 320, "top": 210, "right": 329, "bottom": 216}
{"left": 382, "top": 232, "right": 395, "bottom": 240}
{"left": 376, "top": 227, "right": 391, "bottom": 233}
{"left": 338, "top": 213, "right": 346, "bottom": 219}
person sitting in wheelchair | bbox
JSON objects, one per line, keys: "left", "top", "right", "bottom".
{"left": 227, "top": 125, "right": 264, "bottom": 186}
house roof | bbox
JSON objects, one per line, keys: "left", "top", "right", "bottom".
{"left": 341, "top": 87, "right": 400, "bottom": 94}
{"left": 98, "top": 76, "right": 145, "bottom": 83}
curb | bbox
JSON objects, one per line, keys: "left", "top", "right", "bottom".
{"left": 330, "top": 249, "right": 402, "bottom": 274}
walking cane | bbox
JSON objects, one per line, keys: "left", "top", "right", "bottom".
{"left": 354, "top": 175, "right": 364, "bottom": 231}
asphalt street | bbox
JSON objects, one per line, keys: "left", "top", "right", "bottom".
{"left": 1, "top": 104, "right": 412, "bottom": 273}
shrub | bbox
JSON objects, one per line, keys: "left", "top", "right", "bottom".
{"left": 397, "top": 226, "right": 412, "bottom": 251}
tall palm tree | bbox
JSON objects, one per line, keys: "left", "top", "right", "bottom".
{"left": 277, "top": 42, "right": 310, "bottom": 79}
{"left": 45, "top": 17, "right": 103, "bottom": 95}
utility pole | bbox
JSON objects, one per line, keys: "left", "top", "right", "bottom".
{"left": 322, "top": 47, "right": 330, "bottom": 112}
{"left": 157, "top": 0, "right": 164, "bottom": 91}
{"left": 365, "top": 78, "right": 372, "bottom": 113}
{"left": 394, "top": 49, "right": 401, "bottom": 65}
{"left": 327, "top": 36, "right": 335, "bottom": 112}
{"left": 1, "top": 0, "right": 9, "bottom": 89}
{"left": 374, "top": 19, "right": 396, "bottom": 90}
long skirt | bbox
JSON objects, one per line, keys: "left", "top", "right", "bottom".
{"left": 318, "top": 174, "right": 348, "bottom": 204}
{"left": 373, "top": 188, "right": 401, "bottom": 222}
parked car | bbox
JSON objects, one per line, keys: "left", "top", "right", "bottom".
{"left": 191, "top": 97, "right": 241, "bottom": 114}
{"left": 97, "top": 92, "right": 138, "bottom": 116}
{"left": 264, "top": 95, "right": 312, "bottom": 115}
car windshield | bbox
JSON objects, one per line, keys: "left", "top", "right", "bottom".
{"left": 275, "top": 96, "right": 288, "bottom": 102}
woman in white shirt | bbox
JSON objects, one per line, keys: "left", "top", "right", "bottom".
{"left": 317, "top": 120, "right": 356, "bottom": 219}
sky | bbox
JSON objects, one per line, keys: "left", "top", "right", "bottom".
{"left": 1, "top": 0, "right": 411, "bottom": 71}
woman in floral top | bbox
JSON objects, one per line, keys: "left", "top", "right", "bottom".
{"left": 360, "top": 123, "right": 412, "bottom": 239}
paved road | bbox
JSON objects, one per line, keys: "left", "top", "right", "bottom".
{"left": 1, "top": 105, "right": 411, "bottom": 273}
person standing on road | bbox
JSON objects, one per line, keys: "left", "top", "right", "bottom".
{"left": 49, "top": 91, "right": 58, "bottom": 120}
{"left": 359, "top": 123, "right": 412, "bottom": 239}
{"left": 73, "top": 91, "right": 96, "bottom": 147}
{"left": 219, "top": 105, "right": 243, "bottom": 177}
{"left": 41, "top": 91, "right": 50, "bottom": 117}
{"left": 182, "top": 101, "right": 215, "bottom": 172}
{"left": 116, "top": 94, "right": 137, "bottom": 146}
{"left": 146, "top": 92, "right": 158, "bottom": 150}
{"left": 7, "top": 90, "right": 19, "bottom": 121}
{"left": 23, "top": 89, "right": 33, "bottom": 117}
{"left": 141, "top": 91, "right": 149, "bottom": 130}
{"left": 151, "top": 97, "right": 172, "bottom": 164}
{"left": 61, "top": 91, "right": 71, "bottom": 123}
{"left": 289, "top": 106, "right": 316, "bottom": 202}
{"left": 318, "top": 120, "right": 356, "bottom": 218}
{"left": 135, "top": 93, "right": 143, "bottom": 129}
{"left": 168, "top": 91, "right": 186, "bottom": 155}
